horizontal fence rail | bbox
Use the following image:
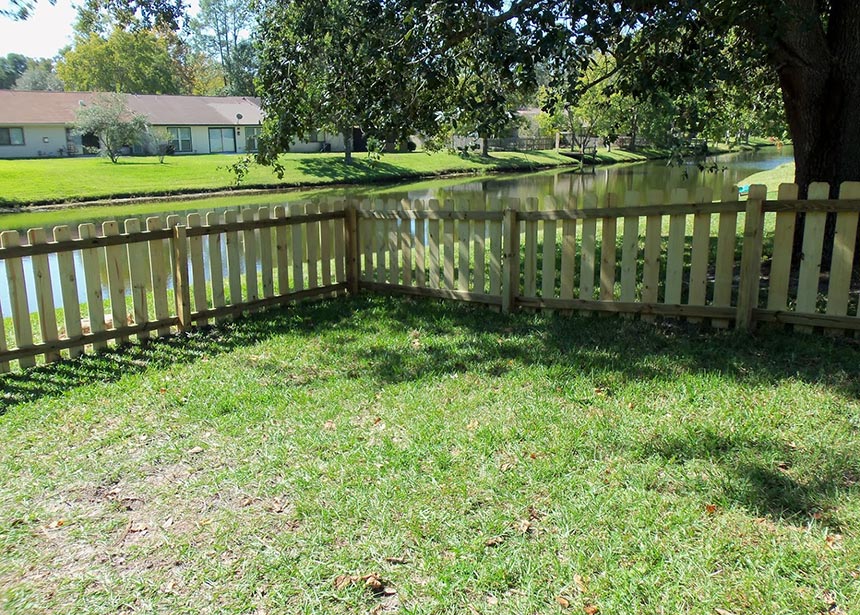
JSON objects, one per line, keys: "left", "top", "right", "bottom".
{"left": 2, "top": 182, "right": 860, "bottom": 372}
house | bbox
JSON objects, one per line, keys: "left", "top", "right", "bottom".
{"left": 0, "top": 91, "right": 346, "bottom": 158}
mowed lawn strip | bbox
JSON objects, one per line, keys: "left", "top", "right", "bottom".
{"left": 0, "top": 296, "right": 858, "bottom": 614}
{"left": 0, "top": 150, "right": 574, "bottom": 206}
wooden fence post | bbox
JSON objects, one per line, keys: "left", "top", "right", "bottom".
{"left": 501, "top": 204, "right": 520, "bottom": 313}
{"left": 736, "top": 185, "right": 767, "bottom": 330}
{"left": 345, "top": 205, "right": 361, "bottom": 295}
{"left": 173, "top": 224, "right": 192, "bottom": 332}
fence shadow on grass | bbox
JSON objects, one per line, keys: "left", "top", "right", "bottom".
{"left": 1, "top": 294, "right": 858, "bottom": 527}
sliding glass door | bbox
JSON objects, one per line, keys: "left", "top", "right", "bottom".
{"left": 208, "top": 127, "right": 236, "bottom": 153}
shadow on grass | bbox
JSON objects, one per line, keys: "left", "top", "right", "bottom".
{"left": 1, "top": 294, "right": 858, "bottom": 526}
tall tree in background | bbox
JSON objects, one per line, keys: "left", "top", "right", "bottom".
{"left": 13, "top": 59, "right": 64, "bottom": 91}
{"left": 57, "top": 27, "right": 186, "bottom": 94}
{"left": 0, "top": 53, "right": 28, "bottom": 89}
{"left": 190, "top": 0, "right": 257, "bottom": 95}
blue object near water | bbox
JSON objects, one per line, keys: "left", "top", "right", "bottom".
{"left": 738, "top": 184, "right": 750, "bottom": 196}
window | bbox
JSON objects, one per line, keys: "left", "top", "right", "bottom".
{"left": 168, "top": 127, "right": 192, "bottom": 153}
{"left": 208, "top": 127, "right": 236, "bottom": 153}
{"left": 0, "top": 127, "right": 25, "bottom": 146}
{"left": 245, "top": 126, "right": 261, "bottom": 152}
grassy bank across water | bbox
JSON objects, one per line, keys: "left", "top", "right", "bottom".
{"left": 0, "top": 295, "right": 858, "bottom": 614}
{"left": 0, "top": 150, "right": 576, "bottom": 207}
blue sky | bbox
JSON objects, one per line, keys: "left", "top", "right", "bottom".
{"left": 0, "top": 0, "right": 201, "bottom": 59}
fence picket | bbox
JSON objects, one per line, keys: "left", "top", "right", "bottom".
{"left": 642, "top": 189, "right": 664, "bottom": 322}
{"left": 290, "top": 204, "right": 305, "bottom": 292}
{"left": 318, "top": 203, "right": 332, "bottom": 288}
{"left": 258, "top": 208, "right": 275, "bottom": 300}
{"left": 524, "top": 197, "right": 539, "bottom": 298}
{"left": 428, "top": 199, "right": 441, "bottom": 289}
{"left": 736, "top": 186, "right": 767, "bottom": 330}
{"left": 242, "top": 209, "right": 259, "bottom": 302}
{"left": 826, "top": 182, "right": 860, "bottom": 319}
{"left": 472, "top": 196, "right": 485, "bottom": 293}
{"left": 687, "top": 187, "right": 714, "bottom": 323}
{"left": 559, "top": 206, "right": 577, "bottom": 301}
{"left": 374, "top": 200, "right": 386, "bottom": 283}
{"left": 414, "top": 200, "right": 427, "bottom": 288}
{"left": 599, "top": 193, "right": 618, "bottom": 302}
{"left": 664, "top": 188, "right": 687, "bottom": 305}
{"left": 385, "top": 200, "right": 398, "bottom": 285}
{"left": 0, "top": 297, "right": 7, "bottom": 372}
{"left": 225, "top": 210, "right": 243, "bottom": 304}
{"left": 359, "top": 201, "right": 373, "bottom": 281}
{"left": 79, "top": 223, "right": 107, "bottom": 350}
{"left": 712, "top": 186, "right": 739, "bottom": 328}
{"left": 334, "top": 203, "right": 346, "bottom": 284}
{"left": 187, "top": 214, "right": 209, "bottom": 325}
{"left": 53, "top": 226, "right": 83, "bottom": 358}
{"left": 457, "top": 201, "right": 470, "bottom": 292}
{"left": 502, "top": 200, "right": 520, "bottom": 312}
{"left": 795, "top": 183, "right": 830, "bottom": 332}
{"left": 27, "top": 228, "right": 61, "bottom": 362}
{"left": 400, "top": 199, "right": 412, "bottom": 286}
{"left": 767, "top": 183, "right": 799, "bottom": 312}
{"left": 443, "top": 200, "right": 455, "bottom": 290}
{"left": 542, "top": 196, "right": 558, "bottom": 300}
{"left": 0, "top": 231, "right": 35, "bottom": 368}
{"left": 206, "top": 211, "right": 227, "bottom": 323}
{"left": 489, "top": 197, "right": 503, "bottom": 298}
{"left": 306, "top": 203, "right": 320, "bottom": 289}
{"left": 579, "top": 193, "right": 597, "bottom": 303}
{"left": 124, "top": 219, "right": 151, "bottom": 340}
{"left": 146, "top": 217, "right": 171, "bottom": 336}
{"left": 103, "top": 221, "right": 129, "bottom": 344}
{"left": 620, "top": 191, "right": 640, "bottom": 304}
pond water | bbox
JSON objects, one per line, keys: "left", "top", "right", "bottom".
{"left": 0, "top": 145, "right": 793, "bottom": 314}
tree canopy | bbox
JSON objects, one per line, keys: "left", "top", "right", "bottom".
{"left": 57, "top": 27, "right": 187, "bottom": 94}
{"left": 254, "top": 0, "right": 858, "bottom": 192}
{"left": 73, "top": 92, "right": 150, "bottom": 163}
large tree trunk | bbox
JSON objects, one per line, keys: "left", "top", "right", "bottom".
{"left": 774, "top": 0, "right": 860, "bottom": 197}
{"left": 342, "top": 128, "right": 353, "bottom": 164}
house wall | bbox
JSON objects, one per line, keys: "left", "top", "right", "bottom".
{"left": 0, "top": 124, "right": 71, "bottom": 159}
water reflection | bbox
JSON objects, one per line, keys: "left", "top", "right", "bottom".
{"left": 0, "top": 146, "right": 793, "bottom": 314}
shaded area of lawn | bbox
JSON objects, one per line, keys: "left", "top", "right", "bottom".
{"left": 0, "top": 295, "right": 858, "bottom": 614}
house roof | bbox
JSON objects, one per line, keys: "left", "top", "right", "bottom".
{"left": 0, "top": 91, "right": 263, "bottom": 126}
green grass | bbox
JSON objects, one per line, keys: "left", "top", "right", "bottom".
{"left": 0, "top": 151, "right": 576, "bottom": 207}
{"left": 740, "top": 163, "right": 796, "bottom": 199}
{"left": 1, "top": 295, "right": 858, "bottom": 614}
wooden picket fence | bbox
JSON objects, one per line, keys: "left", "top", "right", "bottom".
{"left": 1, "top": 182, "right": 859, "bottom": 372}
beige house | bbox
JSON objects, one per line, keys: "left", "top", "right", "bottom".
{"left": 0, "top": 91, "right": 345, "bottom": 158}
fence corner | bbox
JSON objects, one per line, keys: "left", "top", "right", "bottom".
{"left": 172, "top": 224, "right": 192, "bottom": 332}
{"left": 736, "top": 187, "right": 767, "bottom": 331}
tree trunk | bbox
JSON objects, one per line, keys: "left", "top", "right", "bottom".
{"left": 774, "top": 1, "right": 860, "bottom": 197}
{"left": 480, "top": 134, "right": 489, "bottom": 156}
{"left": 342, "top": 128, "right": 353, "bottom": 165}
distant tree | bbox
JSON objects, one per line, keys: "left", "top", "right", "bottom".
{"left": 58, "top": 28, "right": 185, "bottom": 94}
{"left": 0, "top": 53, "right": 28, "bottom": 89}
{"left": 147, "top": 126, "right": 172, "bottom": 162}
{"left": 189, "top": 0, "right": 256, "bottom": 95}
{"left": 73, "top": 92, "right": 150, "bottom": 163}
{"left": 13, "top": 65, "right": 64, "bottom": 91}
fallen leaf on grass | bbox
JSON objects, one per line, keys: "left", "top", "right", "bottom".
{"left": 555, "top": 596, "right": 571, "bottom": 608}
{"left": 573, "top": 574, "right": 588, "bottom": 594}
{"left": 486, "top": 595, "right": 498, "bottom": 605}
{"left": 187, "top": 446, "right": 204, "bottom": 455}
{"left": 45, "top": 519, "right": 66, "bottom": 529}
{"left": 715, "top": 609, "right": 737, "bottom": 615}
{"left": 484, "top": 536, "right": 505, "bottom": 547}
{"left": 825, "top": 534, "right": 843, "bottom": 549}
{"left": 333, "top": 573, "right": 394, "bottom": 596}
{"left": 705, "top": 504, "right": 718, "bottom": 515}
{"left": 323, "top": 420, "right": 337, "bottom": 431}
{"left": 583, "top": 605, "right": 599, "bottom": 615}
{"left": 467, "top": 419, "right": 479, "bottom": 431}
{"left": 384, "top": 556, "right": 409, "bottom": 564}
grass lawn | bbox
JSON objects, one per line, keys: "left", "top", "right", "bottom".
{"left": 1, "top": 296, "right": 858, "bottom": 614}
{"left": 0, "top": 151, "right": 575, "bottom": 207}
{"left": 739, "top": 163, "right": 796, "bottom": 199}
